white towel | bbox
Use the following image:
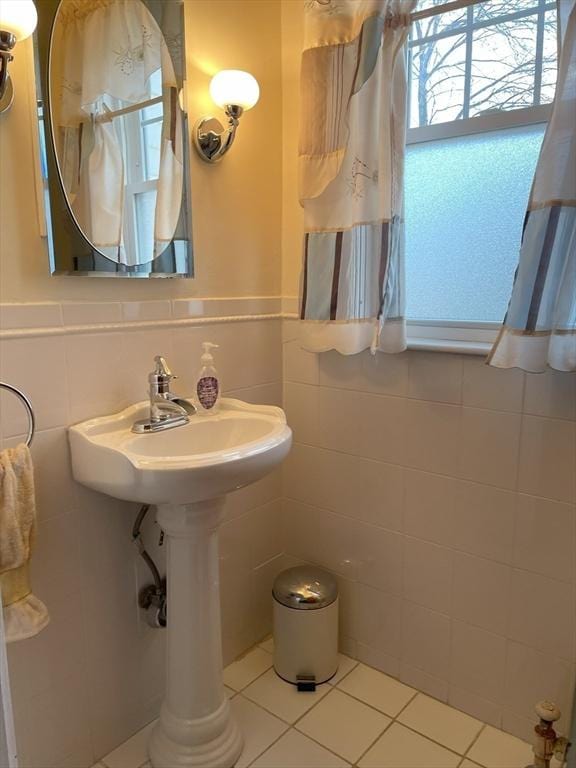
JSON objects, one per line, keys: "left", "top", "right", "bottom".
{"left": 0, "top": 444, "right": 49, "bottom": 642}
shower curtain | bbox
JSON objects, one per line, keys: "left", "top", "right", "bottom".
{"left": 488, "top": 0, "right": 576, "bottom": 372}
{"left": 57, "top": 0, "right": 183, "bottom": 265}
{"left": 298, "top": 0, "right": 415, "bottom": 355}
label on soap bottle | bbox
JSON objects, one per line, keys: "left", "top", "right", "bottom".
{"left": 197, "top": 376, "right": 219, "bottom": 410}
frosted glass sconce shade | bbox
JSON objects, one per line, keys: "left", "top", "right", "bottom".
{"left": 209, "top": 70, "right": 260, "bottom": 111}
{"left": 194, "top": 69, "right": 260, "bottom": 163}
{"left": 0, "top": 0, "right": 37, "bottom": 41}
{"left": 0, "top": 0, "right": 37, "bottom": 114}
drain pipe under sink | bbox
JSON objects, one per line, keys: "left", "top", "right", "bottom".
{"left": 132, "top": 504, "right": 167, "bottom": 628}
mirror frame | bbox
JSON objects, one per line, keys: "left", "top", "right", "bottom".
{"left": 34, "top": 0, "right": 194, "bottom": 278}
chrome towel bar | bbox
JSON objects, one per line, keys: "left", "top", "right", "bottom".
{"left": 0, "top": 381, "right": 35, "bottom": 447}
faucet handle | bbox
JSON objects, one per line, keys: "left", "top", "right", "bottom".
{"left": 149, "top": 356, "right": 177, "bottom": 395}
{"left": 153, "top": 356, "right": 176, "bottom": 380}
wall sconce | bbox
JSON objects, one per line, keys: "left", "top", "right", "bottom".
{"left": 0, "top": 0, "right": 37, "bottom": 114}
{"left": 193, "top": 70, "right": 260, "bottom": 163}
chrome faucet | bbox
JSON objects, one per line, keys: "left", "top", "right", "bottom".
{"left": 132, "top": 356, "right": 196, "bottom": 434}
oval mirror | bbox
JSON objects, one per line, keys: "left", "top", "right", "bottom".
{"left": 47, "top": 0, "right": 187, "bottom": 270}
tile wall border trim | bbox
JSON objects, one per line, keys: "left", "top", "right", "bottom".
{"left": 0, "top": 296, "right": 491, "bottom": 355}
{"left": 0, "top": 314, "right": 286, "bottom": 340}
{"left": 0, "top": 297, "right": 288, "bottom": 340}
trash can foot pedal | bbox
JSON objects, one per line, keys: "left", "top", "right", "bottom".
{"left": 296, "top": 675, "right": 316, "bottom": 692}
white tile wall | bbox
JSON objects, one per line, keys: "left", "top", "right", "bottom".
{"left": 0, "top": 317, "right": 283, "bottom": 768}
{"left": 282, "top": 319, "right": 576, "bottom": 744}
{"left": 2, "top": 311, "right": 574, "bottom": 765}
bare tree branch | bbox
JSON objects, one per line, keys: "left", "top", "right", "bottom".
{"left": 409, "top": 1, "right": 557, "bottom": 127}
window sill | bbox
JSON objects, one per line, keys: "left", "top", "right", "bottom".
{"left": 406, "top": 336, "right": 492, "bottom": 355}
{"left": 406, "top": 320, "right": 498, "bottom": 356}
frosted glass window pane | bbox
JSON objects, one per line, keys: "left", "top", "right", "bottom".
{"left": 405, "top": 124, "right": 545, "bottom": 322}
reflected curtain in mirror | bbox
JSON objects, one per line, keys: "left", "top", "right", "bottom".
{"left": 52, "top": 0, "right": 182, "bottom": 266}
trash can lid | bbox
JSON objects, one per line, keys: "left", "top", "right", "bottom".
{"left": 273, "top": 566, "right": 338, "bottom": 610}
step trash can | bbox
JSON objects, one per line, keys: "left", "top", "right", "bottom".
{"left": 272, "top": 565, "right": 339, "bottom": 690}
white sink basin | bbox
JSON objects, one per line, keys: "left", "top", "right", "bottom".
{"left": 69, "top": 398, "right": 292, "bottom": 505}
{"left": 69, "top": 397, "right": 292, "bottom": 768}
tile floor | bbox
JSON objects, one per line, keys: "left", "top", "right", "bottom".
{"left": 93, "top": 639, "right": 556, "bottom": 768}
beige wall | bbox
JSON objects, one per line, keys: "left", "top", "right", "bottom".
{"left": 281, "top": 0, "right": 304, "bottom": 299}
{"left": 0, "top": 0, "right": 282, "bottom": 302}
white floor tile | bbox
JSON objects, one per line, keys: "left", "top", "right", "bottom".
{"left": 243, "top": 668, "right": 329, "bottom": 724}
{"left": 231, "top": 696, "right": 288, "bottom": 768}
{"left": 337, "top": 663, "right": 416, "bottom": 717}
{"left": 100, "top": 639, "right": 542, "bottom": 768}
{"left": 224, "top": 647, "right": 273, "bottom": 692}
{"left": 251, "top": 729, "right": 350, "bottom": 768}
{"left": 296, "top": 689, "right": 391, "bottom": 764}
{"left": 326, "top": 654, "right": 358, "bottom": 686}
{"left": 101, "top": 720, "right": 155, "bottom": 768}
{"left": 259, "top": 637, "right": 274, "bottom": 654}
{"left": 467, "top": 725, "right": 533, "bottom": 767}
{"left": 398, "top": 693, "right": 483, "bottom": 754}
{"left": 359, "top": 723, "right": 461, "bottom": 768}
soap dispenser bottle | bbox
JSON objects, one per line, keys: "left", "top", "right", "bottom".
{"left": 196, "top": 342, "right": 220, "bottom": 414}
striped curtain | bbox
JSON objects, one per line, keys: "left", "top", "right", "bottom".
{"left": 488, "top": 0, "right": 576, "bottom": 372}
{"left": 298, "top": 0, "right": 415, "bottom": 355}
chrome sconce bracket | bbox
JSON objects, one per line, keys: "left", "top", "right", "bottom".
{"left": 0, "top": 31, "right": 16, "bottom": 114}
{"left": 193, "top": 104, "right": 244, "bottom": 163}
{"left": 0, "top": 0, "right": 38, "bottom": 115}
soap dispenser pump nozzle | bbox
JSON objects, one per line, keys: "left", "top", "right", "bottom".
{"left": 200, "top": 342, "right": 219, "bottom": 362}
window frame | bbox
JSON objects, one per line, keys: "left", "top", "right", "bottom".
{"left": 404, "top": 0, "right": 557, "bottom": 353}
{"left": 117, "top": 102, "right": 163, "bottom": 264}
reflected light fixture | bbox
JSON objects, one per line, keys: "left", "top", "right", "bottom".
{"left": 193, "top": 69, "right": 260, "bottom": 162}
{"left": 0, "top": 0, "right": 37, "bottom": 114}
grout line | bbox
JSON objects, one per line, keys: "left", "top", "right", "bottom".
{"left": 461, "top": 722, "right": 487, "bottom": 760}
{"left": 234, "top": 694, "right": 291, "bottom": 768}
{"left": 331, "top": 678, "right": 416, "bottom": 723}
{"left": 288, "top": 435, "right": 574, "bottom": 504}
{"left": 384, "top": 719, "right": 469, "bottom": 760}
{"left": 109, "top": 641, "right": 531, "bottom": 768}
{"left": 349, "top": 716, "right": 394, "bottom": 766}
{"left": 328, "top": 656, "right": 359, "bottom": 688}
{"left": 389, "top": 688, "right": 420, "bottom": 720}
{"left": 284, "top": 489, "right": 576, "bottom": 587}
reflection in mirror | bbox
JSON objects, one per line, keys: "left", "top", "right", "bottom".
{"left": 35, "top": 0, "right": 193, "bottom": 277}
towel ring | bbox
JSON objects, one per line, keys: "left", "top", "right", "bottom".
{"left": 0, "top": 381, "right": 35, "bottom": 447}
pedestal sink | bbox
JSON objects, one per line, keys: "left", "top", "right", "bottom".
{"left": 69, "top": 399, "right": 292, "bottom": 767}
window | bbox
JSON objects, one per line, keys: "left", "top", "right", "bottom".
{"left": 404, "top": 0, "right": 558, "bottom": 348}
{"left": 117, "top": 68, "right": 164, "bottom": 264}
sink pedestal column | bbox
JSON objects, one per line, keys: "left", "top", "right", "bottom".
{"left": 149, "top": 499, "right": 243, "bottom": 768}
